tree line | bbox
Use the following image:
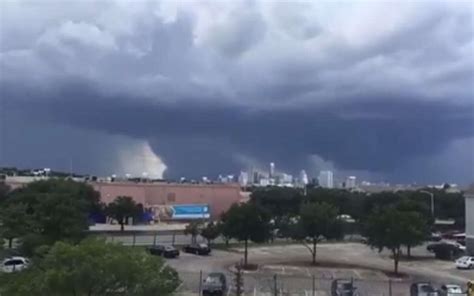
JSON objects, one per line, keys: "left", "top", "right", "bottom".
{"left": 0, "top": 179, "right": 466, "bottom": 287}
{"left": 0, "top": 180, "right": 180, "bottom": 295}
{"left": 194, "top": 186, "right": 463, "bottom": 274}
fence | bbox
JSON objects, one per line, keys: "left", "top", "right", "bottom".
{"left": 89, "top": 231, "right": 212, "bottom": 246}
{"left": 177, "top": 270, "right": 411, "bottom": 296}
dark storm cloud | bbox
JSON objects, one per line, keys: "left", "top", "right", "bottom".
{"left": 3, "top": 80, "right": 473, "bottom": 180}
{"left": 1, "top": 0, "right": 473, "bottom": 183}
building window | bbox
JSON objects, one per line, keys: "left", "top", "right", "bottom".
{"left": 167, "top": 193, "right": 176, "bottom": 202}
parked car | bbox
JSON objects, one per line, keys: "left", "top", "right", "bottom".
{"left": 1, "top": 256, "right": 30, "bottom": 273}
{"left": 455, "top": 256, "right": 474, "bottom": 269}
{"left": 410, "top": 282, "right": 439, "bottom": 296}
{"left": 442, "top": 231, "right": 464, "bottom": 240}
{"left": 331, "top": 279, "right": 359, "bottom": 296}
{"left": 427, "top": 242, "right": 465, "bottom": 260}
{"left": 183, "top": 243, "right": 211, "bottom": 255}
{"left": 202, "top": 272, "right": 227, "bottom": 296}
{"left": 147, "top": 245, "right": 180, "bottom": 258}
{"left": 439, "top": 284, "right": 466, "bottom": 296}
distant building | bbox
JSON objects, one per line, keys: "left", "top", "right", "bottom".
{"left": 346, "top": 176, "right": 356, "bottom": 189}
{"left": 280, "top": 173, "right": 293, "bottom": 185}
{"left": 318, "top": 170, "right": 333, "bottom": 188}
{"left": 252, "top": 170, "right": 259, "bottom": 184}
{"left": 270, "top": 162, "right": 275, "bottom": 178}
{"left": 300, "top": 170, "right": 309, "bottom": 186}
{"left": 238, "top": 171, "right": 249, "bottom": 187}
{"left": 465, "top": 184, "right": 474, "bottom": 255}
{"left": 259, "top": 178, "right": 270, "bottom": 187}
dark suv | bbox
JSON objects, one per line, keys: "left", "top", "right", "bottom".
{"left": 183, "top": 243, "right": 211, "bottom": 255}
{"left": 202, "top": 272, "right": 227, "bottom": 296}
{"left": 147, "top": 245, "right": 180, "bottom": 258}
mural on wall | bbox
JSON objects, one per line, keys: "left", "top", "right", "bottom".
{"left": 151, "top": 204, "right": 210, "bottom": 221}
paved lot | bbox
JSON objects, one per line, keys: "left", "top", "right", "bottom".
{"left": 161, "top": 242, "right": 473, "bottom": 295}
{"left": 240, "top": 243, "right": 473, "bottom": 284}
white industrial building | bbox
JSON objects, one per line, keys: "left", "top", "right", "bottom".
{"left": 346, "top": 176, "right": 357, "bottom": 189}
{"left": 318, "top": 170, "right": 334, "bottom": 188}
{"left": 465, "top": 184, "right": 474, "bottom": 255}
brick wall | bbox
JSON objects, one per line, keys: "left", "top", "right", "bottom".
{"left": 93, "top": 182, "right": 244, "bottom": 219}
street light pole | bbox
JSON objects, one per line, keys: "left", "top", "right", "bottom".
{"left": 419, "top": 190, "right": 434, "bottom": 218}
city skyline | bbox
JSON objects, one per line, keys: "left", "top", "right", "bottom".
{"left": 1, "top": 1, "right": 473, "bottom": 185}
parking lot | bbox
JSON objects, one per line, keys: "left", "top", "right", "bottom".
{"left": 163, "top": 243, "right": 474, "bottom": 295}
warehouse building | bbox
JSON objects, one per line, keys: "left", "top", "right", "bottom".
{"left": 92, "top": 181, "right": 243, "bottom": 221}
{"left": 465, "top": 184, "right": 474, "bottom": 255}
{"left": 4, "top": 176, "right": 245, "bottom": 222}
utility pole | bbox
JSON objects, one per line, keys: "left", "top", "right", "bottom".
{"left": 273, "top": 274, "right": 278, "bottom": 296}
{"left": 235, "top": 260, "right": 244, "bottom": 296}
{"left": 420, "top": 190, "right": 435, "bottom": 218}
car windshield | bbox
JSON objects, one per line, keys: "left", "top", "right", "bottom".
{"left": 338, "top": 283, "right": 353, "bottom": 290}
{"left": 205, "top": 276, "right": 221, "bottom": 284}
{"left": 447, "top": 286, "right": 462, "bottom": 292}
{"left": 4, "top": 260, "right": 24, "bottom": 266}
{"left": 420, "top": 285, "right": 435, "bottom": 292}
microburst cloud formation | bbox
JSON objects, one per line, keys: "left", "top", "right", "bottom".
{"left": 1, "top": 1, "right": 473, "bottom": 184}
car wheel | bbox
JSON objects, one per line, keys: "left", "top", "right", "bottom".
{"left": 195, "top": 250, "right": 199, "bottom": 255}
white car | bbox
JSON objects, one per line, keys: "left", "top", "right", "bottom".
{"left": 1, "top": 256, "right": 30, "bottom": 273}
{"left": 440, "top": 284, "right": 466, "bottom": 296}
{"left": 455, "top": 256, "right": 474, "bottom": 269}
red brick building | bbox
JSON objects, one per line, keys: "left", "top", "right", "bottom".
{"left": 92, "top": 181, "right": 244, "bottom": 220}
{"left": 5, "top": 176, "right": 245, "bottom": 220}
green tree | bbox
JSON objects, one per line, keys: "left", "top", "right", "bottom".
{"left": 365, "top": 207, "right": 426, "bottom": 274}
{"left": 200, "top": 221, "right": 220, "bottom": 246}
{"left": 218, "top": 213, "right": 232, "bottom": 247}
{"left": 105, "top": 196, "right": 140, "bottom": 231}
{"left": 0, "top": 203, "right": 31, "bottom": 248}
{"left": 33, "top": 192, "right": 90, "bottom": 242}
{"left": 1, "top": 180, "right": 101, "bottom": 254}
{"left": 222, "top": 203, "right": 270, "bottom": 266}
{"left": 184, "top": 221, "right": 202, "bottom": 244}
{"left": 8, "top": 179, "right": 101, "bottom": 212}
{"left": 250, "top": 187, "right": 303, "bottom": 221}
{"left": 293, "top": 202, "right": 342, "bottom": 265}
{"left": 0, "top": 239, "right": 180, "bottom": 296}
{"left": 305, "top": 188, "right": 366, "bottom": 222}
{"left": 395, "top": 199, "right": 430, "bottom": 257}
{"left": 0, "top": 182, "right": 10, "bottom": 203}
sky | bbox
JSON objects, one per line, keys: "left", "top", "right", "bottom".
{"left": 0, "top": 0, "right": 473, "bottom": 185}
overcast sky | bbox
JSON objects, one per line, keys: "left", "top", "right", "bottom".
{"left": 1, "top": 0, "right": 473, "bottom": 185}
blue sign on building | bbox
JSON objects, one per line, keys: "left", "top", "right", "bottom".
{"left": 154, "top": 204, "right": 210, "bottom": 220}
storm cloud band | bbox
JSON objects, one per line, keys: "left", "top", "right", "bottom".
{"left": 1, "top": 0, "right": 473, "bottom": 183}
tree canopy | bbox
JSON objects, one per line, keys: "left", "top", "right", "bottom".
{"left": 0, "top": 182, "right": 10, "bottom": 202}
{"left": 0, "top": 203, "right": 31, "bottom": 248}
{"left": 249, "top": 186, "right": 464, "bottom": 226}
{"left": 221, "top": 203, "right": 270, "bottom": 266}
{"left": 0, "top": 179, "right": 102, "bottom": 254}
{"left": 293, "top": 202, "right": 342, "bottom": 265}
{"left": 364, "top": 207, "right": 427, "bottom": 274}
{"left": 200, "top": 221, "right": 220, "bottom": 246}
{"left": 0, "top": 239, "right": 180, "bottom": 296}
{"left": 105, "top": 196, "right": 140, "bottom": 231}
{"left": 184, "top": 221, "right": 202, "bottom": 244}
